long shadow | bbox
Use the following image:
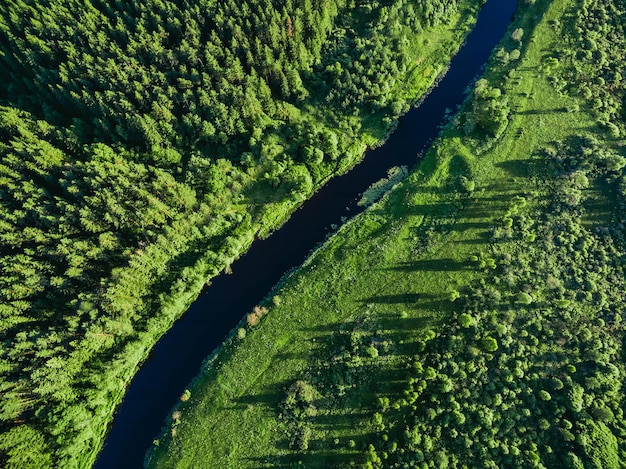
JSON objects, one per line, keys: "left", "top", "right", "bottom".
{"left": 304, "top": 312, "right": 440, "bottom": 335}
{"left": 445, "top": 220, "right": 493, "bottom": 231}
{"left": 361, "top": 294, "right": 449, "bottom": 307}
{"left": 236, "top": 382, "right": 291, "bottom": 409}
{"left": 453, "top": 237, "right": 492, "bottom": 245}
{"left": 514, "top": 108, "right": 564, "bottom": 115}
{"left": 402, "top": 202, "right": 459, "bottom": 217}
{"left": 249, "top": 283, "right": 454, "bottom": 465}
{"left": 378, "top": 312, "right": 439, "bottom": 329}
{"left": 304, "top": 320, "right": 363, "bottom": 333}
{"left": 460, "top": 205, "right": 497, "bottom": 217}
{"left": 245, "top": 447, "right": 366, "bottom": 468}
{"left": 495, "top": 158, "right": 546, "bottom": 179}
{"left": 311, "top": 411, "right": 374, "bottom": 429}
{"left": 388, "top": 258, "right": 469, "bottom": 272}
{"left": 274, "top": 350, "right": 312, "bottom": 361}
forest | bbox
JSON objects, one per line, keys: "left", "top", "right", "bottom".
{"left": 0, "top": 0, "right": 475, "bottom": 467}
{"left": 147, "top": 0, "right": 626, "bottom": 467}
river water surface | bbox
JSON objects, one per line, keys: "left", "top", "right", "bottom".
{"left": 94, "top": 0, "right": 518, "bottom": 466}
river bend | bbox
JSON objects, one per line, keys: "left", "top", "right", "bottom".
{"left": 94, "top": 0, "right": 518, "bottom": 466}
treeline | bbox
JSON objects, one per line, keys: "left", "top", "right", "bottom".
{"left": 0, "top": 0, "right": 467, "bottom": 467}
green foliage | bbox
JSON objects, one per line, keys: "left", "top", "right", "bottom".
{"left": 458, "top": 313, "right": 475, "bottom": 328}
{"left": 146, "top": 1, "right": 626, "bottom": 468}
{"left": 460, "top": 176, "right": 476, "bottom": 193}
{"left": 281, "top": 380, "right": 319, "bottom": 450}
{"left": 0, "top": 426, "right": 52, "bottom": 468}
{"left": 516, "top": 292, "right": 534, "bottom": 305}
{"left": 282, "top": 380, "right": 318, "bottom": 421}
{"left": 538, "top": 390, "right": 551, "bottom": 401}
{"left": 580, "top": 421, "right": 620, "bottom": 469}
{"left": 0, "top": 0, "right": 480, "bottom": 466}
{"left": 464, "top": 79, "right": 510, "bottom": 138}
{"left": 480, "top": 336, "right": 499, "bottom": 352}
{"left": 557, "top": 0, "right": 626, "bottom": 135}
{"left": 358, "top": 166, "right": 409, "bottom": 207}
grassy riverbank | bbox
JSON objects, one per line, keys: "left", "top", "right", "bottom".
{"left": 147, "top": 0, "right": 626, "bottom": 466}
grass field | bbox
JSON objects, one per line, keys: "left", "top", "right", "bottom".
{"left": 147, "top": 0, "right": 626, "bottom": 466}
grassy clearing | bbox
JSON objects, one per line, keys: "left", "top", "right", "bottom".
{"left": 147, "top": 0, "right": 626, "bottom": 466}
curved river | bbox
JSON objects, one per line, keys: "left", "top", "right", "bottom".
{"left": 95, "top": 0, "right": 518, "bottom": 466}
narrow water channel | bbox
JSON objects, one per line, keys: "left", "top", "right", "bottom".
{"left": 95, "top": 0, "right": 518, "bottom": 466}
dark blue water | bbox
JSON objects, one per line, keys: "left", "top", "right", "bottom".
{"left": 94, "top": 0, "right": 518, "bottom": 467}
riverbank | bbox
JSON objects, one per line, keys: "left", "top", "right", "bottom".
{"left": 146, "top": 0, "right": 626, "bottom": 466}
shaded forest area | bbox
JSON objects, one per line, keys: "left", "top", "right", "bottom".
{"left": 0, "top": 0, "right": 468, "bottom": 467}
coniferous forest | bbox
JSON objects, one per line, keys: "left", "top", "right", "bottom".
{"left": 0, "top": 0, "right": 472, "bottom": 467}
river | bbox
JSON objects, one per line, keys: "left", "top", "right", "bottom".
{"left": 94, "top": 0, "right": 518, "bottom": 466}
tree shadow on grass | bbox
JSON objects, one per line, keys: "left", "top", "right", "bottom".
{"left": 495, "top": 157, "right": 553, "bottom": 180}
{"left": 245, "top": 445, "right": 367, "bottom": 468}
{"left": 401, "top": 201, "right": 459, "bottom": 218}
{"left": 451, "top": 220, "right": 494, "bottom": 231}
{"left": 387, "top": 258, "right": 469, "bottom": 272}
{"left": 361, "top": 293, "right": 449, "bottom": 308}
{"left": 452, "top": 237, "right": 491, "bottom": 245}
{"left": 311, "top": 410, "right": 373, "bottom": 430}
{"left": 274, "top": 349, "right": 313, "bottom": 361}
{"left": 231, "top": 379, "right": 292, "bottom": 410}
{"left": 245, "top": 301, "right": 453, "bottom": 466}
{"left": 361, "top": 293, "right": 422, "bottom": 304}
{"left": 514, "top": 108, "right": 565, "bottom": 116}
{"left": 377, "top": 313, "right": 440, "bottom": 333}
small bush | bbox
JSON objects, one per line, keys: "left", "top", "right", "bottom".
{"left": 538, "top": 390, "right": 551, "bottom": 401}
{"left": 481, "top": 336, "right": 498, "bottom": 352}
{"left": 247, "top": 305, "right": 268, "bottom": 327}
{"left": 511, "top": 28, "right": 524, "bottom": 42}
{"left": 516, "top": 292, "right": 533, "bottom": 305}
{"left": 459, "top": 313, "right": 474, "bottom": 328}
